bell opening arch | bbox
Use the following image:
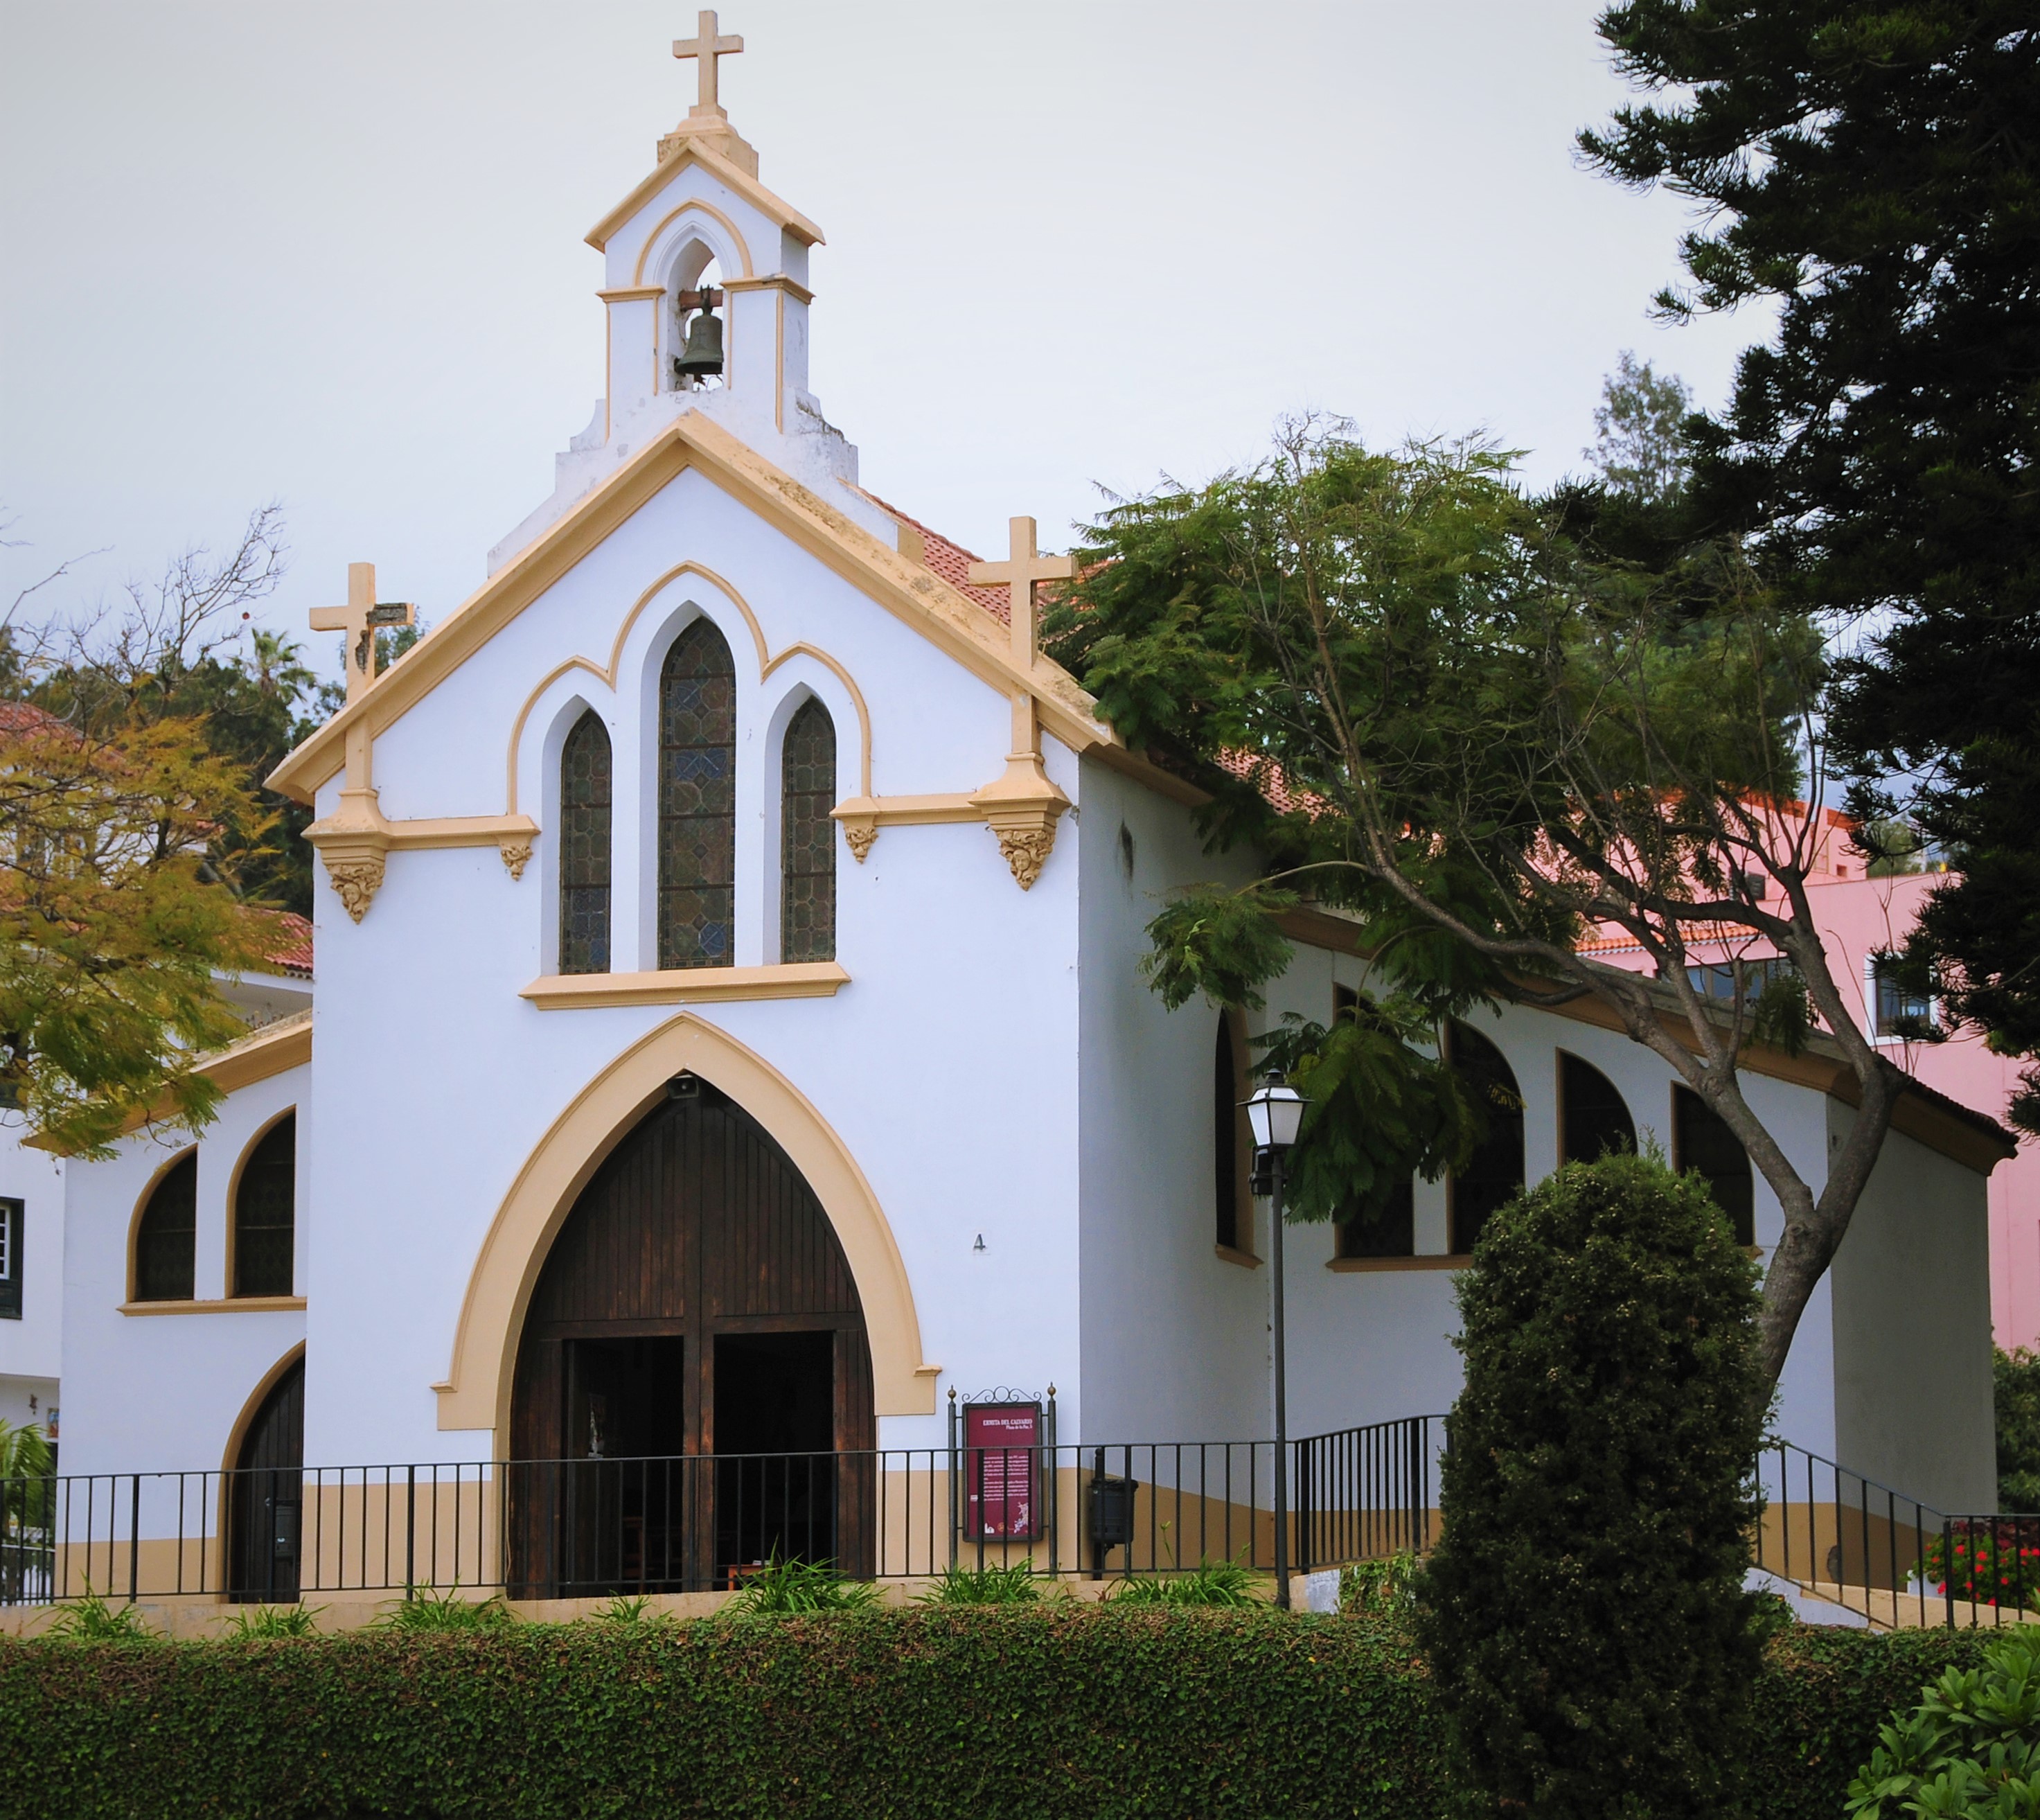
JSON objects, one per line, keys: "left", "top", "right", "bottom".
{"left": 434, "top": 1011, "right": 937, "bottom": 1447}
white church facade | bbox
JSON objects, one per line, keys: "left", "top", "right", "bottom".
{"left": 48, "top": 23, "right": 2011, "bottom": 1603}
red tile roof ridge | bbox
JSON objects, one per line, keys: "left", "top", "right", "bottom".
{"left": 0, "top": 700, "right": 71, "bottom": 737}
{"left": 852, "top": 487, "right": 1012, "bottom": 626}
{"left": 248, "top": 909, "right": 314, "bottom": 979}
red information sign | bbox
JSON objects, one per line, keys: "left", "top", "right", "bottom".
{"left": 965, "top": 1402, "right": 1040, "bottom": 1541}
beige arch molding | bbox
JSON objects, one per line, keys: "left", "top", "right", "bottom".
{"left": 504, "top": 558, "right": 874, "bottom": 815}
{"left": 433, "top": 1011, "right": 939, "bottom": 1439}
{"left": 632, "top": 197, "right": 756, "bottom": 286}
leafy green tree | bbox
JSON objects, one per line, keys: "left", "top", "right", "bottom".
{"left": 1416, "top": 1155, "right": 1769, "bottom": 1820}
{"left": 1049, "top": 421, "right": 1909, "bottom": 1386}
{"left": 1995, "top": 1348, "right": 2040, "bottom": 1512}
{"left": 1585, "top": 350, "right": 1693, "bottom": 506}
{"left": 0, "top": 703, "right": 268, "bottom": 1154}
{"left": 1580, "top": 0, "right": 2040, "bottom": 1129}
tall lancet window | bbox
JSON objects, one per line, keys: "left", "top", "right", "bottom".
{"left": 657, "top": 618, "right": 736, "bottom": 970}
{"left": 558, "top": 709, "right": 612, "bottom": 975}
{"left": 780, "top": 699, "right": 836, "bottom": 963}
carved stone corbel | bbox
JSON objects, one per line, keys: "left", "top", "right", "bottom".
{"left": 306, "top": 785, "right": 393, "bottom": 924}
{"left": 970, "top": 753, "right": 1070, "bottom": 892}
{"left": 830, "top": 798, "right": 881, "bottom": 863}
{"left": 498, "top": 835, "right": 534, "bottom": 881}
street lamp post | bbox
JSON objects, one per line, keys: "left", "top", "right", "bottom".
{"left": 1244, "top": 1068, "right": 1304, "bottom": 1610}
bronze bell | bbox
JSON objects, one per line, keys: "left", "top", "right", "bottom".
{"left": 673, "top": 304, "right": 724, "bottom": 379}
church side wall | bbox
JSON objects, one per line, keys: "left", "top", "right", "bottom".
{"left": 1829, "top": 1109, "right": 1996, "bottom": 1511}
{"left": 1075, "top": 761, "right": 1271, "bottom": 1446}
{"left": 58, "top": 1064, "right": 308, "bottom": 1481}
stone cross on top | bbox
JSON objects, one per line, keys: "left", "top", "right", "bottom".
{"left": 309, "top": 563, "right": 416, "bottom": 703}
{"left": 674, "top": 10, "right": 744, "bottom": 118}
{"left": 969, "top": 518, "right": 1078, "bottom": 669}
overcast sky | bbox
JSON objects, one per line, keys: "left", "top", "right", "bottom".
{"left": 1, "top": 1, "right": 1763, "bottom": 688}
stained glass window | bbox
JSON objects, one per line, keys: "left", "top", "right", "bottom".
{"left": 657, "top": 618, "right": 736, "bottom": 970}
{"left": 558, "top": 709, "right": 612, "bottom": 975}
{"left": 233, "top": 1114, "right": 295, "bottom": 1299}
{"left": 135, "top": 1151, "right": 197, "bottom": 1302}
{"left": 780, "top": 699, "right": 836, "bottom": 963}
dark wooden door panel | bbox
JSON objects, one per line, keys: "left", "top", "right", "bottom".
{"left": 510, "top": 1079, "right": 876, "bottom": 1595}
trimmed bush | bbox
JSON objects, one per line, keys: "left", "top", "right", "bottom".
{"left": 0, "top": 1607, "right": 2001, "bottom": 1820}
{"left": 0, "top": 1607, "right": 1440, "bottom": 1820}
{"left": 1415, "top": 1154, "right": 1771, "bottom": 1819}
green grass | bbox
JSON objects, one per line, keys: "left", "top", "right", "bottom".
{"left": 222, "top": 1604, "right": 323, "bottom": 1639}
{"left": 375, "top": 1585, "right": 515, "bottom": 1632}
{"left": 917, "top": 1562, "right": 1044, "bottom": 1605}
{"left": 720, "top": 1549, "right": 880, "bottom": 1616}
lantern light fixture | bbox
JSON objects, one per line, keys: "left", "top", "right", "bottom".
{"left": 1243, "top": 1069, "right": 1304, "bottom": 1153}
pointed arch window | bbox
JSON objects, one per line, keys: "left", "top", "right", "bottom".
{"left": 1446, "top": 1023, "right": 1523, "bottom": 1256}
{"left": 1213, "top": 1010, "right": 1253, "bottom": 1255}
{"left": 657, "top": 618, "right": 736, "bottom": 971}
{"left": 134, "top": 1152, "right": 197, "bottom": 1302}
{"left": 780, "top": 698, "right": 836, "bottom": 964}
{"left": 1674, "top": 1085, "right": 1756, "bottom": 1247}
{"left": 1559, "top": 1052, "right": 1636, "bottom": 1165}
{"left": 233, "top": 1114, "right": 296, "bottom": 1299}
{"left": 558, "top": 709, "right": 612, "bottom": 975}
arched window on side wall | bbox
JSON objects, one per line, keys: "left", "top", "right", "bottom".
{"left": 657, "top": 618, "right": 737, "bottom": 971}
{"left": 134, "top": 1151, "right": 197, "bottom": 1302}
{"left": 233, "top": 1114, "right": 296, "bottom": 1299}
{"left": 1214, "top": 1011, "right": 1252, "bottom": 1255}
{"left": 1674, "top": 1085, "right": 1756, "bottom": 1246}
{"left": 558, "top": 709, "right": 612, "bottom": 975}
{"left": 1448, "top": 1023, "right": 1523, "bottom": 1256}
{"left": 780, "top": 698, "right": 836, "bottom": 963}
{"left": 1559, "top": 1052, "right": 1636, "bottom": 1164}
{"left": 1332, "top": 984, "right": 1414, "bottom": 1258}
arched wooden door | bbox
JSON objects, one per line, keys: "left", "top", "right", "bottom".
{"left": 508, "top": 1077, "right": 874, "bottom": 1596}
{"left": 227, "top": 1356, "right": 304, "bottom": 1603}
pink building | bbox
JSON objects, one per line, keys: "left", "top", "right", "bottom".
{"left": 1593, "top": 815, "right": 2039, "bottom": 1351}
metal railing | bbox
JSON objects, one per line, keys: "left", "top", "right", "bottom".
{"left": 1753, "top": 1438, "right": 2040, "bottom": 1630}
{"left": 0, "top": 1415, "right": 1444, "bottom": 1607}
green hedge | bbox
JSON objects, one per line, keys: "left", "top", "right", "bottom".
{"left": 0, "top": 1607, "right": 2004, "bottom": 1820}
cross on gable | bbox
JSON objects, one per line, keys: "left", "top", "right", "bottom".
{"left": 673, "top": 10, "right": 744, "bottom": 116}
{"left": 968, "top": 517, "right": 1078, "bottom": 669}
{"left": 308, "top": 563, "right": 416, "bottom": 703}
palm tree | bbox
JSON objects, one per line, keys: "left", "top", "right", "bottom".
{"left": 247, "top": 628, "right": 317, "bottom": 705}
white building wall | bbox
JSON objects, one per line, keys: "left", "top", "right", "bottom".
{"left": 1076, "top": 759, "right": 1269, "bottom": 1447}
{"left": 0, "top": 1120, "right": 64, "bottom": 1435}
{"left": 1829, "top": 1109, "right": 1997, "bottom": 1510}
{"left": 59, "top": 1063, "right": 308, "bottom": 1480}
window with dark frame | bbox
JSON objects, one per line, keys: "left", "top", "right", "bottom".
{"left": 558, "top": 709, "right": 612, "bottom": 975}
{"left": 1559, "top": 1052, "right": 1637, "bottom": 1164}
{"left": 1447, "top": 1023, "right": 1523, "bottom": 1256}
{"left": 1331, "top": 985, "right": 1417, "bottom": 1258}
{"left": 1213, "top": 1013, "right": 1248, "bottom": 1253}
{"left": 656, "top": 617, "right": 737, "bottom": 971}
{"left": 0, "top": 1197, "right": 20, "bottom": 1320}
{"left": 233, "top": 1115, "right": 296, "bottom": 1299}
{"left": 134, "top": 1153, "right": 197, "bottom": 1302}
{"left": 1673, "top": 1085, "right": 1756, "bottom": 1247}
{"left": 1872, "top": 958, "right": 1935, "bottom": 1039}
{"left": 780, "top": 698, "right": 836, "bottom": 963}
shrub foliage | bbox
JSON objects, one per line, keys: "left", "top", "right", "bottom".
{"left": 1416, "top": 1154, "right": 1770, "bottom": 1819}
{"left": 0, "top": 1608, "right": 2003, "bottom": 1820}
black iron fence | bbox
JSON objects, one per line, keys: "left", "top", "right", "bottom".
{"left": 0, "top": 1414, "right": 1444, "bottom": 1606}
{"left": 1752, "top": 1438, "right": 2040, "bottom": 1630}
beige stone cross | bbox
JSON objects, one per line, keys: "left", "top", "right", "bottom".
{"left": 674, "top": 10, "right": 744, "bottom": 116}
{"left": 308, "top": 563, "right": 416, "bottom": 703}
{"left": 968, "top": 518, "right": 1077, "bottom": 669}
